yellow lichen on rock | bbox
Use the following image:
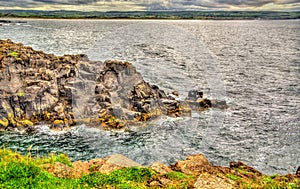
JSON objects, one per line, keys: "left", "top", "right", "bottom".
{"left": 102, "top": 115, "right": 126, "bottom": 129}
{"left": 17, "top": 119, "right": 34, "bottom": 127}
{"left": 43, "top": 111, "right": 51, "bottom": 120}
{"left": 0, "top": 118, "right": 9, "bottom": 127}
{"left": 7, "top": 113, "right": 16, "bottom": 126}
{"left": 134, "top": 108, "right": 162, "bottom": 122}
{"left": 52, "top": 120, "right": 64, "bottom": 125}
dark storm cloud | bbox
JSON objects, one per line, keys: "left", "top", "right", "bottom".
{"left": 0, "top": 0, "right": 299, "bottom": 10}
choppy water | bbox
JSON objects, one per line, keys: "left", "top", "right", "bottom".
{"left": 0, "top": 19, "right": 299, "bottom": 175}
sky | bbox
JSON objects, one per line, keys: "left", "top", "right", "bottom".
{"left": 0, "top": 0, "right": 299, "bottom": 11}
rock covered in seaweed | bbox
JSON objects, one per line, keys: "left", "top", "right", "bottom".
{"left": 0, "top": 39, "right": 218, "bottom": 131}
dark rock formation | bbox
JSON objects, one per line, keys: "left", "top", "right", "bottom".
{"left": 0, "top": 20, "right": 12, "bottom": 23}
{"left": 0, "top": 39, "right": 82, "bottom": 130}
{"left": 0, "top": 39, "right": 220, "bottom": 131}
{"left": 0, "top": 20, "right": 26, "bottom": 24}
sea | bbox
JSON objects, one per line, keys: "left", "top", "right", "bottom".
{"left": 0, "top": 19, "right": 299, "bottom": 175}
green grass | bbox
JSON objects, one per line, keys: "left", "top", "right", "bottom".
{"left": 0, "top": 148, "right": 156, "bottom": 188}
{"left": 78, "top": 168, "right": 154, "bottom": 188}
{"left": 0, "top": 159, "right": 76, "bottom": 188}
{"left": 35, "top": 153, "right": 73, "bottom": 167}
{"left": 165, "top": 171, "right": 194, "bottom": 189}
{"left": 0, "top": 149, "right": 77, "bottom": 188}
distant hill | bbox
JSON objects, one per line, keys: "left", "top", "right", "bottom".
{"left": 0, "top": 10, "right": 299, "bottom": 20}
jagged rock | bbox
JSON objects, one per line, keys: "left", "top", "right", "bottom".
{"left": 149, "top": 180, "right": 162, "bottom": 187}
{"left": 72, "top": 161, "right": 90, "bottom": 178}
{"left": 296, "top": 166, "right": 300, "bottom": 176}
{"left": 105, "top": 154, "right": 141, "bottom": 167}
{"left": 172, "top": 154, "right": 212, "bottom": 175}
{"left": 0, "top": 39, "right": 82, "bottom": 130}
{"left": 211, "top": 99, "right": 228, "bottom": 109}
{"left": 44, "top": 162, "right": 74, "bottom": 178}
{"left": 87, "top": 158, "right": 105, "bottom": 172}
{"left": 194, "top": 172, "right": 234, "bottom": 189}
{"left": 171, "top": 91, "right": 179, "bottom": 97}
{"left": 149, "top": 162, "right": 172, "bottom": 174}
{"left": 0, "top": 39, "right": 223, "bottom": 131}
{"left": 158, "top": 177, "right": 172, "bottom": 185}
{"left": 187, "top": 90, "right": 203, "bottom": 100}
{"left": 91, "top": 154, "right": 141, "bottom": 174}
{"left": 229, "top": 161, "right": 264, "bottom": 177}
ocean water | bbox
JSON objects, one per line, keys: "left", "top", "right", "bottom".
{"left": 0, "top": 19, "right": 299, "bottom": 175}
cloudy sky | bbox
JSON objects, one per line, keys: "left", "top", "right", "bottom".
{"left": 0, "top": 0, "right": 299, "bottom": 11}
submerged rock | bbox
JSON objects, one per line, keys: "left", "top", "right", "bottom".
{"left": 0, "top": 39, "right": 222, "bottom": 131}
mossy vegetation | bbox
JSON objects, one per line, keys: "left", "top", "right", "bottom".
{"left": 7, "top": 51, "right": 18, "bottom": 58}
{"left": 165, "top": 171, "right": 195, "bottom": 189}
{"left": 166, "top": 171, "right": 193, "bottom": 180}
{"left": 226, "top": 173, "right": 242, "bottom": 181}
{"left": 7, "top": 51, "right": 22, "bottom": 61}
{"left": 78, "top": 168, "right": 154, "bottom": 188}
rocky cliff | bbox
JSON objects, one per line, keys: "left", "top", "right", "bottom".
{"left": 0, "top": 39, "right": 219, "bottom": 131}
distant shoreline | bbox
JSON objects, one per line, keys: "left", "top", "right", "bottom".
{"left": 0, "top": 10, "right": 299, "bottom": 20}
{"left": 1, "top": 17, "right": 300, "bottom": 21}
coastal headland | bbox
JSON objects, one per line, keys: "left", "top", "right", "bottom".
{"left": 0, "top": 39, "right": 226, "bottom": 132}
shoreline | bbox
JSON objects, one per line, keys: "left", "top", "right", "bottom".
{"left": 1, "top": 10, "right": 300, "bottom": 21}
{"left": 1, "top": 148, "right": 299, "bottom": 188}
{"left": 1, "top": 16, "right": 300, "bottom": 21}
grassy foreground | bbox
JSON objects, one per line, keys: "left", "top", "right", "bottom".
{"left": 0, "top": 148, "right": 194, "bottom": 189}
{"left": 0, "top": 148, "right": 299, "bottom": 189}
